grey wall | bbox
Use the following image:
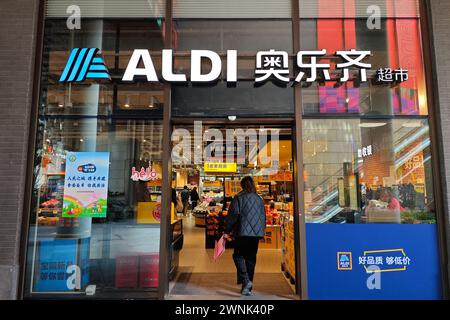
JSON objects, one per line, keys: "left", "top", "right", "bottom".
{"left": 0, "top": 0, "right": 39, "bottom": 299}
{"left": 428, "top": 0, "right": 450, "bottom": 296}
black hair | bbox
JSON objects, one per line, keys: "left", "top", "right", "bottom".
{"left": 240, "top": 176, "right": 256, "bottom": 193}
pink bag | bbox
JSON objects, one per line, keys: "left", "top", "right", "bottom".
{"left": 213, "top": 235, "right": 226, "bottom": 262}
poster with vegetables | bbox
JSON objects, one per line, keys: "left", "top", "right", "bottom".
{"left": 62, "top": 152, "right": 110, "bottom": 218}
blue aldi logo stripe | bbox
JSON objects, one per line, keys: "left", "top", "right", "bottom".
{"left": 59, "top": 48, "right": 110, "bottom": 82}
{"left": 337, "top": 252, "right": 353, "bottom": 270}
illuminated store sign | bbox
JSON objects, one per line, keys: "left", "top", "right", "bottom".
{"left": 59, "top": 48, "right": 110, "bottom": 82}
{"left": 130, "top": 165, "right": 159, "bottom": 182}
{"left": 60, "top": 48, "right": 409, "bottom": 85}
{"left": 358, "top": 145, "right": 373, "bottom": 159}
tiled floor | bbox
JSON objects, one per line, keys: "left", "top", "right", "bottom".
{"left": 169, "top": 214, "right": 297, "bottom": 300}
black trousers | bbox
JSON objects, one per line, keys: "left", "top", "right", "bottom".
{"left": 232, "top": 237, "right": 260, "bottom": 284}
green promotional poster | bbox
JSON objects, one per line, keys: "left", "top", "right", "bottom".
{"left": 62, "top": 152, "right": 110, "bottom": 218}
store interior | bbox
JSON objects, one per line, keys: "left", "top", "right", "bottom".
{"left": 169, "top": 125, "right": 297, "bottom": 299}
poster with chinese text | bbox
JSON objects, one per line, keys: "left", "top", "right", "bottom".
{"left": 62, "top": 152, "right": 110, "bottom": 218}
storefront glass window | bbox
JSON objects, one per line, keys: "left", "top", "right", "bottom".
{"left": 24, "top": 0, "right": 165, "bottom": 298}
{"left": 301, "top": 1, "right": 442, "bottom": 301}
{"left": 300, "top": 0, "right": 427, "bottom": 116}
{"left": 303, "top": 118, "right": 435, "bottom": 224}
{"left": 172, "top": 3, "right": 293, "bottom": 117}
{"left": 173, "top": 20, "right": 292, "bottom": 52}
{"left": 25, "top": 118, "right": 163, "bottom": 297}
{"left": 40, "top": 19, "right": 165, "bottom": 117}
{"left": 172, "top": 81, "right": 294, "bottom": 118}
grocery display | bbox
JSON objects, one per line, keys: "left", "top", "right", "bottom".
{"left": 205, "top": 208, "right": 228, "bottom": 249}
{"left": 280, "top": 211, "right": 296, "bottom": 285}
{"left": 37, "top": 150, "right": 66, "bottom": 227}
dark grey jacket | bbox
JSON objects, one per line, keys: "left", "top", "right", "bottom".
{"left": 225, "top": 191, "right": 266, "bottom": 238}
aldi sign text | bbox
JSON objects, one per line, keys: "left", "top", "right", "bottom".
{"left": 60, "top": 48, "right": 409, "bottom": 85}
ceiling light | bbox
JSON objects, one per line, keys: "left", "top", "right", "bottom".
{"left": 359, "top": 122, "right": 387, "bottom": 128}
{"left": 228, "top": 115, "right": 237, "bottom": 121}
{"left": 124, "top": 104, "right": 130, "bottom": 108}
{"left": 58, "top": 104, "right": 64, "bottom": 108}
{"left": 80, "top": 139, "right": 84, "bottom": 142}
{"left": 149, "top": 96, "right": 155, "bottom": 108}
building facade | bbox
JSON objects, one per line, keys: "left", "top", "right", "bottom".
{"left": 0, "top": 0, "right": 449, "bottom": 300}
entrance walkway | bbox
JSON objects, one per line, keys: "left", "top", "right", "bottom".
{"left": 169, "top": 214, "right": 297, "bottom": 300}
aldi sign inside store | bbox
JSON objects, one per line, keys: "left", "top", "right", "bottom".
{"left": 60, "top": 48, "right": 409, "bottom": 85}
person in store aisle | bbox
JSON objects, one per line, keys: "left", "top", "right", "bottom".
{"left": 180, "top": 186, "right": 190, "bottom": 217}
{"left": 379, "top": 188, "right": 404, "bottom": 212}
{"left": 224, "top": 176, "right": 266, "bottom": 296}
{"left": 190, "top": 186, "right": 200, "bottom": 211}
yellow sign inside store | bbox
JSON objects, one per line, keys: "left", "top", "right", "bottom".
{"left": 203, "top": 180, "right": 222, "bottom": 187}
{"left": 137, "top": 202, "right": 161, "bottom": 224}
{"left": 204, "top": 162, "right": 237, "bottom": 173}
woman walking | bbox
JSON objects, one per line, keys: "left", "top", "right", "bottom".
{"left": 190, "top": 186, "right": 200, "bottom": 210}
{"left": 224, "top": 176, "right": 266, "bottom": 296}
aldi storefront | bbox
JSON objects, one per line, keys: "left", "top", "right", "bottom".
{"left": 14, "top": 0, "right": 449, "bottom": 300}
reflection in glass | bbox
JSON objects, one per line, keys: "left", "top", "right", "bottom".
{"left": 303, "top": 119, "right": 435, "bottom": 224}
{"left": 25, "top": 119, "right": 163, "bottom": 296}
{"left": 40, "top": 19, "right": 165, "bottom": 117}
{"left": 173, "top": 20, "right": 292, "bottom": 52}
{"left": 300, "top": 15, "right": 428, "bottom": 116}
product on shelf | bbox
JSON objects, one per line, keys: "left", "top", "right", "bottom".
{"left": 280, "top": 212, "right": 296, "bottom": 284}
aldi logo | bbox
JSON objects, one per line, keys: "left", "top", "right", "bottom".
{"left": 337, "top": 252, "right": 353, "bottom": 271}
{"left": 59, "top": 48, "right": 110, "bottom": 82}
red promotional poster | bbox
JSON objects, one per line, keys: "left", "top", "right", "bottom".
{"left": 115, "top": 255, "right": 139, "bottom": 289}
{"left": 139, "top": 253, "right": 159, "bottom": 288}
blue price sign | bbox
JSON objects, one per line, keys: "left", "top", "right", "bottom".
{"left": 306, "top": 224, "right": 442, "bottom": 300}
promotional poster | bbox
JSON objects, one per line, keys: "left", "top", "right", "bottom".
{"left": 62, "top": 152, "right": 110, "bottom": 218}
